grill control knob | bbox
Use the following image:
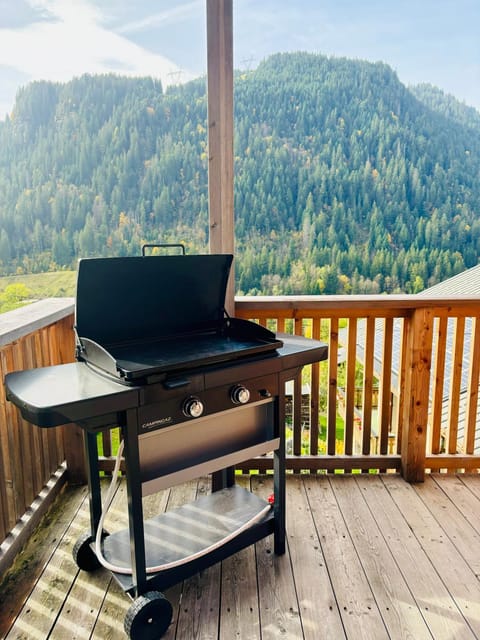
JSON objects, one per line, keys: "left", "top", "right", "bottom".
{"left": 183, "top": 396, "right": 204, "bottom": 418}
{"left": 231, "top": 385, "right": 250, "bottom": 405}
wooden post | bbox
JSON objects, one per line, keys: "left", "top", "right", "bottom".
{"left": 400, "top": 307, "right": 433, "bottom": 482}
{"left": 206, "top": 0, "right": 235, "bottom": 315}
{"left": 63, "top": 424, "right": 87, "bottom": 485}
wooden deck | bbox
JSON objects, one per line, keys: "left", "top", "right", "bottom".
{"left": 1, "top": 473, "right": 480, "bottom": 640}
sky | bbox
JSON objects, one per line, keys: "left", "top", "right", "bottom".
{"left": 0, "top": 0, "right": 479, "bottom": 120}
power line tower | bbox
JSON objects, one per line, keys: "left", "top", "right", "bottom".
{"left": 240, "top": 57, "right": 255, "bottom": 73}
{"left": 167, "top": 70, "right": 184, "bottom": 85}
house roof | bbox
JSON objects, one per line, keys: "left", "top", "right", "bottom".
{"left": 419, "top": 263, "right": 480, "bottom": 297}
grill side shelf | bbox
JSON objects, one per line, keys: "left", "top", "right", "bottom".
{"left": 5, "top": 363, "right": 140, "bottom": 427}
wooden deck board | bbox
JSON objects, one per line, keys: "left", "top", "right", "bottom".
{"left": 383, "top": 474, "right": 480, "bottom": 638}
{"left": 285, "top": 476, "right": 345, "bottom": 640}
{"left": 0, "top": 484, "right": 88, "bottom": 639}
{"left": 253, "top": 476, "right": 304, "bottom": 640}
{"left": 1, "top": 473, "right": 480, "bottom": 640}
{"left": 305, "top": 476, "right": 389, "bottom": 640}
{"left": 356, "top": 475, "right": 475, "bottom": 640}
{"left": 432, "top": 475, "right": 480, "bottom": 536}
{"left": 330, "top": 475, "right": 433, "bottom": 639}
{"left": 173, "top": 478, "right": 221, "bottom": 640}
{"left": 219, "top": 477, "right": 261, "bottom": 640}
{"left": 416, "top": 476, "right": 480, "bottom": 577}
{"left": 48, "top": 482, "right": 128, "bottom": 640}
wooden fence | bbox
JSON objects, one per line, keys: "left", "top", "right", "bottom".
{"left": 235, "top": 295, "right": 480, "bottom": 480}
{"left": 0, "top": 299, "right": 75, "bottom": 574}
{"left": 2, "top": 294, "right": 480, "bottom": 575}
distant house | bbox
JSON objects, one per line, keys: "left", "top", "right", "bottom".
{"left": 339, "top": 264, "right": 480, "bottom": 454}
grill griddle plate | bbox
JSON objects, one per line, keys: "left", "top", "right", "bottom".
{"left": 110, "top": 332, "right": 281, "bottom": 380}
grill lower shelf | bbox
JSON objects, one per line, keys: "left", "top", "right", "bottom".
{"left": 101, "top": 485, "right": 272, "bottom": 593}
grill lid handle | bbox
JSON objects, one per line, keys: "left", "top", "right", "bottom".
{"left": 141, "top": 243, "right": 186, "bottom": 256}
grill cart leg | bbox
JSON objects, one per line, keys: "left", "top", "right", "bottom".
{"left": 123, "top": 408, "right": 148, "bottom": 596}
{"left": 274, "top": 378, "right": 287, "bottom": 556}
{"left": 211, "top": 465, "right": 235, "bottom": 491}
{"left": 124, "top": 591, "right": 173, "bottom": 640}
{"left": 84, "top": 429, "right": 103, "bottom": 537}
{"left": 72, "top": 430, "right": 109, "bottom": 571}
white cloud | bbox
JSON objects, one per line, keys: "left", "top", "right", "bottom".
{"left": 117, "top": 1, "right": 203, "bottom": 35}
{"left": 0, "top": 0, "right": 189, "bottom": 89}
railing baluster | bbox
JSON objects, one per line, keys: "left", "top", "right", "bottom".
{"left": 430, "top": 315, "right": 448, "bottom": 454}
{"left": 344, "top": 318, "right": 357, "bottom": 456}
{"left": 0, "top": 442, "right": 6, "bottom": 541}
{"left": 292, "top": 316, "right": 303, "bottom": 465}
{"left": 362, "top": 317, "right": 375, "bottom": 456}
{"left": 292, "top": 370, "right": 302, "bottom": 460}
{"left": 447, "top": 316, "right": 465, "bottom": 454}
{"left": 328, "top": 318, "right": 339, "bottom": 456}
{"left": 12, "top": 340, "right": 29, "bottom": 515}
{"left": 396, "top": 318, "right": 408, "bottom": 455}
{"left": 23, "top": 333, "right": 41, "bottom": 502}
{"left": 379, "top": 317, "right": 393, "bottom": 456}
{"left": 0, "top": 344, "right": 16, "bottom": 532}
{"left": 310, "top": 318, "right": 321, "bottom": 456}
{"left": 464, "top": 316, "right": 480, "bottom": 454}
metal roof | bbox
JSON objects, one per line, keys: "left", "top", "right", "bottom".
{"left": 419, "top": 263, "right": 480, "bottom": 297}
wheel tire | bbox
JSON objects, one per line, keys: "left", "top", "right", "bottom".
{"left": 72, "top": 532, "right": 101, "bottom": 571}
{"left": 125, "top": 591, "right": 173, "bottom": 640}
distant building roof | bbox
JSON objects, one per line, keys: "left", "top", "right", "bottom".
{"left": 419, "top": 263, "right": 480, "bottom": 297}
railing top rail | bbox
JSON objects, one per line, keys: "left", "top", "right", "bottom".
{"left": 235, "top": 294, "right": 480, "bottom": 314}
{"left": 0, "top": 294, "right": 477, "bottom": 348}
{"left": 0, "top": 298, "right": 75, "bottom": 346}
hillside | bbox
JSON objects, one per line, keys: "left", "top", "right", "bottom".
{"left": 1, "top": 52, "right": 480, "bottom": 294}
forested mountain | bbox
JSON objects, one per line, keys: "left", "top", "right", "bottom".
{"left": 1, "top": 52, "right": 479, "bottom": 294}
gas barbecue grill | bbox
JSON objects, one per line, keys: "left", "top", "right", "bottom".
{"left": 5, "top": 248, "right": 327, "bottom": 639}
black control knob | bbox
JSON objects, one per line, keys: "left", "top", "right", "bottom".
{"left": 183, "top": 396, "right": 204, "bottom": 418}
{"left": 231, "top": 385, "right": 250, "bottom": 405}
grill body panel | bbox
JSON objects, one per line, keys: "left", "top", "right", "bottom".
{"left": 139, "top": 399, "right": 277, "bottom": 494}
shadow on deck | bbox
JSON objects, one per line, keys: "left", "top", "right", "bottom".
{"left": 1, "top": 473, "right": 480, "bottom": 640}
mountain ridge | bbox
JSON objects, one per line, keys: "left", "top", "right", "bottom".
{"left": 1, "top": 51, "right": 479, "bottom": 294}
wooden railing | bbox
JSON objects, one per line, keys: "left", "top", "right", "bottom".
{"left": 235, "top": 295, "right": 480, "bottom": 480}
{"left": 0, "top": 299, "right": 75, "bottom": 574}
{"left": 1, "top": 294, "right": 480, "bottom": 575}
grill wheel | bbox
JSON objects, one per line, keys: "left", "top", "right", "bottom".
{"left": 124, "top": 591, "right": 173, "bottom": 640}
{"left": 72, "top": 532, "right": 101, "bottom": 572}
{"left": 72, "top": 530, "right": 110, "bottom": 572}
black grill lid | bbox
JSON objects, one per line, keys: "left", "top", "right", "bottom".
{"left": 75, "top": 254, "right": 282, "bottom": 382}
{"left": 76, "top": 254, "right": 233, "bottom": 346}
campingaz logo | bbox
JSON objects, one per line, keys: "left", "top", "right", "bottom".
{"left": 141, "top": 416, "right": 173, "bottom": 430}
